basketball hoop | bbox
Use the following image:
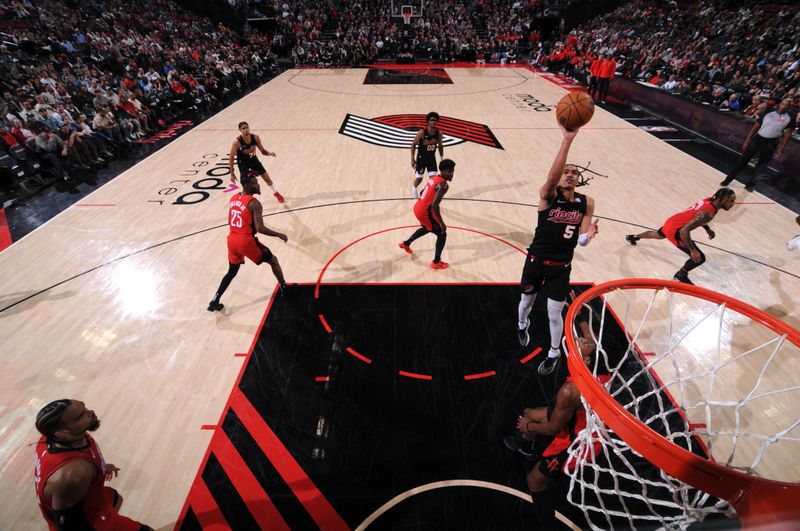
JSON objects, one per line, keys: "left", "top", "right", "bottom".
{"left": 563, "top": 278, "right": 800, "bottom": 529}
{"left": 401, "top": 5, "right": 413, "bottom": 25}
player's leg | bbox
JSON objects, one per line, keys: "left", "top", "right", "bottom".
{"left": 528, "top": 458, "right": 562, "bottom": 530}
{"left": 626, "top": 227, "right": 665, "bottom": 245}
{"left": 253, "top": 159, "right": 283, "bottom": 203}
{"left": 518, "top": 256, "right": 543, "bottom": 347}
{"left": 401, "top": 210, "right": 432, "bottom": 253}
{"left": 429, "top": 220, "right": 448, "bottom": 269}
{"left": 538, "top": 267, "right": 571, "bottom": 376}
{"left": 257, "top": 245, "right": 290, "bottom": 294}
{"left": 673, "top": 233, "right": 706, "bottom": 284}
{"left": 412, "top": 164, "right": 423, "bottom": 198}
{"left": 208, "top": 262, "right": 241, "bottom": 311}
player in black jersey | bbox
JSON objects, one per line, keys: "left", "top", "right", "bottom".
{"left": 228, "top": 121, "right": 284, "bottom": 203}
{"left": 518, "top": 124, "right": 598, "bottom": 376}
{"left": 410, "top": 112, "right": 444, "bottom": 199}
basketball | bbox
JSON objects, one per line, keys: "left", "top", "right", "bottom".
{"left": 556, "top": 91, "right": 595, "bottom": 130}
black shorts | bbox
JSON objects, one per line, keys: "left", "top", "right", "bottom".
{"left": 520, "top": 254, "right": 572, "bottom": 302}
{"left": 415, "top": 157, "right": 438, "bottom": 175}
{"left": 538, "top": 448, "right": 569, "bottom": 479}
{"left": 238, "top": 158, "right": 266, "bottom": 177}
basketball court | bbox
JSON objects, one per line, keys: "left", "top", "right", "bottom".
{"left": 1, "top": 65, "right": 798, "bottom": 529}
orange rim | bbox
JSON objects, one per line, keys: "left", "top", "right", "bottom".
{"left": 564, "top": 278, "right": 800, "bottom": 527}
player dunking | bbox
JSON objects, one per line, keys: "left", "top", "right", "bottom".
{"left": 229, "top": 121, "right": 284, "bottom": 203}
{"left": 410, "top": 111, "right": 444, "bottom": 199}
{"left": 517, "top": 124, "right": 598, "bottom": 376}
{"left": 625, "top": 188, "right": 736, "bottom": 284}
{"left": 34, "top": 399, "right": 153, "bottom": 531}
{"left": 399, "top": 158, "right": 455, "bottom": 269}
{"left": 208, "top": 171, "right": 291, "bottom": 312}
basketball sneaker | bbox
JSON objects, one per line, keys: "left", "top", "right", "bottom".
{"left": 517, "top": 318, "right": 530, "bottom": 347}
{"left": 625, "top": 234, "right": 639, "bottom": 245}
{"left": 207, "top": 301, "right": 224, "bottom": 312}
{"left": 503, "top": 434, "right": 537, "bottom": 462}
{"left": 274, "top": 191, "right": 285, "bottom": 203}
{"left": 430, "top": 261, "right": 449, "bottom": 270}
{"left": 279, "top": 282, "right": 298, "bottom": 297}
{"left": 398, "top": 242, "right": 412, "bottom": 255}
{"left": 412, "top": 186, "right": 419, "bottom": 199}
{"left": 719, "top": 177, "right": 733, "bottom": 186}
{"left": 673, "top": 271, "right": 694, "bottom": 285}
{"left": 538, "top": 354, "right": 560, "bottom": 376}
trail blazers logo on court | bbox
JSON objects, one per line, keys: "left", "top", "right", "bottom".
{"left": 339, "top": 114, "right": 504, "bottom": 150}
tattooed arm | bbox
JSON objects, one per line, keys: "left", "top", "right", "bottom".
{"left": 679, "top": 210, "right": 714, "bottom": 263}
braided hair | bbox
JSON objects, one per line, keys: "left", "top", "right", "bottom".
{"left": 35, "top": 399, "right": 71, "bottom": 439}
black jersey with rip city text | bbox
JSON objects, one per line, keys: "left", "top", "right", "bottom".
{"left": 529, "top": 189, "right": 587, "bottom": 262}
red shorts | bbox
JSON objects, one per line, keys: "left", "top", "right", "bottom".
{"left": 227, "top": 234, "right": 272, "bottom": 265}
{"left": 91, "top": 487, "right": 143, "bottom": 531}
{"left": 413, "top": 205, "right": 443, "bottom": 232}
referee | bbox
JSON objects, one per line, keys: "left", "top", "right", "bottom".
{"left": 721, "top": 97, "right": 795, "bottom": 191}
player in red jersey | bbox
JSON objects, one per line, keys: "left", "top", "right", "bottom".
{"left": 625, "top": 188, "right": 736, "bottom": 284}
{"left": 398, "top": 158, "right": 455, "bottom": 269}
{"left": 504, "top": 307, "right": 608, "bottom": 530}
{"left": 34, "top": 399, "right": 152, "bottom": 531}
{"left": 208, "top": 171, "right": 290, "bottom": 311}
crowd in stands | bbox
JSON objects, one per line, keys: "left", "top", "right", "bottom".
{"left": 537, "top": 0, "right": 799, "bottom": 120}
{"left": 0, "top": 0, "right": 278, "bottom": 190}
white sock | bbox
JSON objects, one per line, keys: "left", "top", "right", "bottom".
{"left": 518, "top": 292, "right": 536, "bottom": 329}
{"left": 547, "top": 298, "right": 566, "bottom": 357}
{"left": 270, "top": 184, "right": 277, "bottom": 193}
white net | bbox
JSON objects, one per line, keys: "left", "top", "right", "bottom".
{"left": 563, "top": 283, "right": 800, "bottom": 530}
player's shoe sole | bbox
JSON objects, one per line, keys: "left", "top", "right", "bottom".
{"left": 517, "top": 318, "right": 530, "bottom": 347}
{"left": 673, "top": 273, "right": 694, "bottom": 285}
{"left": 399, "top": 242, "right": 412, "bottom": 254}
{"left": 503, "top": 435, "right": 537, "bottom": 462}
{"left": 625, "top": 234, "right": 639, "bottom": 246}
{"left": 538, "top": 355, "right": 560, "bottom": 376}
{"left": 430, "top": 261, "right": 449, "bottom": 270}
{"left": 207, "top": 301, "right": 224, "bottom": 312}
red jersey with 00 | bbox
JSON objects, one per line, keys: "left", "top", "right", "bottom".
{"left": 34, "top": 434, "right": 106, "bottom": 529}
{"left": 229, "top": 193, "right": 255, "bottom": 236}
{"left": 413, "top": 175, "right": 446, "bottom": 217}
{"left": 662, "top": 197, "right": 717, "bottom": 245}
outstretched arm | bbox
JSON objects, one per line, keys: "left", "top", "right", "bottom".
{"left": 524, "top": 383, "right": 581, "bottom": 436}
{"left": 679, "top": 210, "right": 714, "bottom": 262}
{"left": 250, "top": 199, "right": 288, "bottom": 242}
{"left": 254, "top": 134, "right": 275, "bottom": 157}
{"left": 539, "top": 124, "right": 579, "bottom": 203}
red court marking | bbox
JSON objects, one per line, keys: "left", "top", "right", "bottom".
{"left": 319, "top": 313, "right": 332, "bottom": 333}
{"left": 642, "top": 351, "right": 656, "bottom": 357}
{"left": 519, "top": 347, "right": 543, "bottom": 364}
{"left": 234, "top": 353, "right": 247, "bottom": 357}
{"left": 75, "top": 204, "right": 115, "bottom": 207}
{"left": 175, "top": 285, "right": 281, "bottom": 530}
{"left": 463, "top": 370, "right": 496, "bottom": 381}
{"left": 231, "top": 389, "right": 350, "bottom": 531}
{"left": 689, "top": 423, "right": 708, "bottom": 430}
{"left": 398, "top": 370, "right": 433, "bottom": 381}
{"left": 201, "top": 425, "right": 218, "bottom": 431}
{"left": 315, "top": 225, "right": 526, "bottom": 299}
{"left": 346, "top": 347, "right": 372, "bottom": 364}
{"left": 0, "top": 209, "right": 12, "bottom": 252}
{"left": 315, "top": 376, "right": 330, "bottom": 382}
{"left": 212, "top": 431, "right": 291, "bottom": 531}
{"left": 185, "top": 474, "right": 231, "bottom": 530}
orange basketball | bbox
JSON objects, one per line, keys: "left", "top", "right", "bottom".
{"left": 556, "top": 91, "right": 595, "bottom": 130}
